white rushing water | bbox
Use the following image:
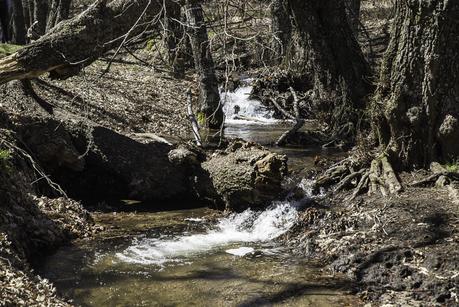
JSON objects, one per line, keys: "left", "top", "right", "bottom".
{"left": 221, "top": 84, "right": 277, "bottom": 125}
{"left": 116, "top": 202, "right": 299, "bottom": 266}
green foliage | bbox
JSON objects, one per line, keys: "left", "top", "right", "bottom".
{"left": 445, "top": 160, "right": 459, "bottom": 173}
{"left": 0, "top": 149, "right": 11, "bottom": 161}
{"left": 208, "top": 29, "right": 216, "bottom": 39}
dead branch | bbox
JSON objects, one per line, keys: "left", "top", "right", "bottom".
{"left": 276, "top": 87, "right": 305, "bottom": 146}
{"left": 186, "top": 88, "right": 202, "bottom": 147}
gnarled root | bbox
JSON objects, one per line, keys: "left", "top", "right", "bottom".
{"left": 314, "top": 155, "right": 403, "bottom": 199}
{"left": 410, "top": 162, "right": 459, "bottom": 187}
{"left": 368, "top": 156, "right": 403, "bottom": 196}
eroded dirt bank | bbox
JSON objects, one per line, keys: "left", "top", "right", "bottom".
{"left": 0, "top": 132, "right": 96, "bottom": 306}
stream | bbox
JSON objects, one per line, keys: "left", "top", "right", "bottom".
{"left": 39, "top": 80, "right": 360, "bottom": 306}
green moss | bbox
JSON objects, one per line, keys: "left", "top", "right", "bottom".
{"left": 0, "top": 44, "right": 22, "bottom": 58}
{"left": 197, "top": 112, "right": 207, "bottom": 126}
{"left": 0, "top": 149, "right": 12, "bottom": 173}
{"left": 145, "top": 39, "right": 155, "bottom": 51}
{"left": 208, "top": 29, "right": 216, "bottom": 39}
{"left": 0, "top": 149, "right": 11, "bottom": 161}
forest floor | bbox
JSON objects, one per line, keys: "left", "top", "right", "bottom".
{"left": 284, "top": 172, "right": 459, "bottom": 306}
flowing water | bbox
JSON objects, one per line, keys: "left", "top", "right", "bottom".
{"left": 39, "top": 81, "right": 359, "bottom": 306}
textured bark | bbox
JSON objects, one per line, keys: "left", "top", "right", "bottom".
{"left": 46, "top": 0, "right": 72, "bottom": 33}
{"left": 0, "top": 0, "right": 172, "bottom": 84}
{"left": 21, "top": 0, "right": 31, "bottom": 34}
{"left": 32, "top": 0, "right": 48, "bottom": 37}
{"left": 374, "top": 0, "right": 459, "bottom": 168}
{"left": 288, "top": 0, "right": 371, "bottom": 132}
{"left": 10, "top": 0, "right": 27, "bottom": 44}
{"left": 185, "top": 0, "right": 223, "bottom": 129}
{"left": 271, "top": 0, "right": 291, "bottom": 62}
{"left": 345, "top": 0, "right": 360, "bottom": 35}
{"left": 163, "top": 1, "right": 186, "bottom": 78}
{"left": 0, "top": 0, "right": 10, "bottom": 42}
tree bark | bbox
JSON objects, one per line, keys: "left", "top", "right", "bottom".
{"left": 33, "top": 0, "right": 49, "bottom": 37}
{"left": 345, "top": 0, "right": 360, "bottom": 35}
{"left": 0, "top": 0, "right": 10, "bottom": 42}
{"left": 163, "top": 1, "right": 186, "bottom": 78}
{"left": 271, "top": 0, "right": 291, "bottom": 63}
{"left": 10, "top": 0, "right": 27, "bottom": 44}
{"left": 373, "top": 0, "right": 459, "bottom": 169}
{"left": 46, "top": 0, "right": 72, "bottom": 33}
{"left": 288, "top": 0, "right": 371, "bottom": 134}
{"left": 0, "top": 0, "right": 172, "bottom": 84}
{"left": 185, "top": 0, "right": 223, "bottom": 129}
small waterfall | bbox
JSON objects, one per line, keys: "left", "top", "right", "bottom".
{"left": 116, "top": 201, "right": 300, "bottom": 266}
{"left": 221, "top": 83, "right": 277, "bottom": 125}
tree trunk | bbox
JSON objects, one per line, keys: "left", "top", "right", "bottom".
{"left": 345, "top": 0, "right": 360, "bottom": 35}
{"left": 46, "top": 0, "right": 72, "bottom": 33}
{"left": 0, "top": 0, "right": 172, "bottom": 84}
{"left": 163, "top": 1, "right": 186, "bottom": 78}
{"left": 288, "top": 0, "right": 371, "bottom": 134}
{"left": 185, "top": 0, "right": 223, "bottom": 129}
{"left": 271, "top": 0, "right": 291, "bottom": 63}
{"left": 21, "top": 0, "right": 31, "bottom": 34}
{"left": 0, "top": 0, "right": 10, "bottom": 42}
{"left": 33, "top": 0, "right": 48, "bottom": 37}
{"left": 373, "top": 0, "right": 459, "bottom": 169}
{"left": 10, "top": 0, "right": 27, "bottom": 44}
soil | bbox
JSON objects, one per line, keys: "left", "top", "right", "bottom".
{"left": 284, "top": 172, "right": 459, "bottom": 306}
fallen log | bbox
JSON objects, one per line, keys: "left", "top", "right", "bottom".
{"left": 0, "top": 0, "right": 171, "bottom": 84}
{"left": 2, "top": 112, "right": 288, "bottom": 211}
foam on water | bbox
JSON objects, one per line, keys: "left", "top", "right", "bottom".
{"left": 225, "top": 247, "right": 255, "bottom": 256}
{"left": 116, "top": 202, "right": 299, "bottom": 266}
{"left": 221, "top": 84, "right": 277, "bottom": 125}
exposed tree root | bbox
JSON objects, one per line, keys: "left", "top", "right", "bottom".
{"left": 410, "top": 162, "right": 459, "bottom": 188}
{"left": 315, "top": 154, "right": 403, "bottom": 199}
{"left": 316, "top": 152, "right": 459, "bottom": 202}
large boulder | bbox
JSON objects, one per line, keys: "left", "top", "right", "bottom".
{"left": 202, "top": 140, "right": 288, "bottom": 211}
